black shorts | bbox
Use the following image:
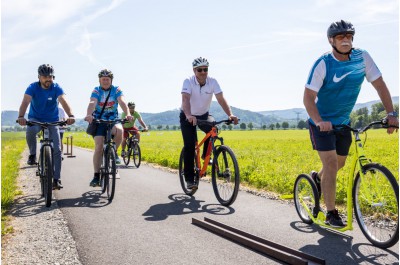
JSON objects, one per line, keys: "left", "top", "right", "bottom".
{"left": 308, "top": 121, "right": 352, "bottom": 156}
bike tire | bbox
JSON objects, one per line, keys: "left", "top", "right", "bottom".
{"left": 293, "top": 174, "right": 319, "bottom": 224}
{"left": 133, "top": 141, "right": 141, "bottom": 168}
{"left": 43, "top": 146, "right": 53, "bottom": 207}
{"left": 178, "top": 147, "right": 199, "bottom": 196}
{"left": 353, "top": 163, "right": 399, "bottom": 248}
{"left": 123, "top": 139, "right": 131, "bottom": 166}
{"left": 106, "top": 146, "right": 117, "bottom": 201}
{"left": 211, "top": 145, "right": 240, "bottom": 206}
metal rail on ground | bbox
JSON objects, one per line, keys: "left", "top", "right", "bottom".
{"left": 192, "top": 217, "right": 325, "bottom": 265}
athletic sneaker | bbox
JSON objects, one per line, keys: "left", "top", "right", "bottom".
{"left": 325, "top": 209, "right": 345, "bottom": 228}
{"left": 90, "top": 176, "right": 100, "bottom": 187}
{"left": 186, "top": 181, "right": 198, "bottom": 190}
{"left": 311, "top": 171, "right": 321, "bottom": 199}
{"left": 27, "top": 154, "right": 37, "bottom": 165}
{"left": 53, "top": 179, "right": 63, "bottom": 190}
{"left": 115, "top": 155, "right": 121, "bottom": 165}
{"left": 121, "top": 150, "right": 126, "bottom": 157}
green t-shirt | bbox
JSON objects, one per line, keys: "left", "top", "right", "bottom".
{"left": 121, "top": 111, "right": 141, "bottom": 128}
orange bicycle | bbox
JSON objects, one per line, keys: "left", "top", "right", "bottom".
{"left": 178, "top": 119, "right": 240, "bottom": 206}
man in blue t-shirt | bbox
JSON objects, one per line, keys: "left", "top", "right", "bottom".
{"left": 84, "top": 69, "right": 132, "bottom": 187}
{"left": 17, "top": 64, "right": 76, "bottom": 189}
{"left": 303, "top": 20, "right": 398, "bottom": 227}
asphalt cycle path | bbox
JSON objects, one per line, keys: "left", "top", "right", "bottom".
{"left": 56, "top": 146, "right": 399, "bottom": 265}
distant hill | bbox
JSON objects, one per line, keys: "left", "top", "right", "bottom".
{"left": 2, "top": 97, "right": 398, "bottom": 128}
{"left": 258, "top": 96, "right": 399, "bottom": 121}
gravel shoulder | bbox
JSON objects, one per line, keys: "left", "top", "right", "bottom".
{"left": 1, "top": 149, "right": 82, "bottom": 265}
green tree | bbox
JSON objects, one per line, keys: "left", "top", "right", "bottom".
{"left": 262, "top": 125, "right": 267, "bottom": 130}
{"left": 248, "top": 122, "right": 253, "bottom": 130}
{"left": 222, "top": 124, "right": 227, "bottom": 130}
{"left": 240, "top": 123, "right": 246, "bottom": 130}
{"left": 275, "top": 122, "right": 280, "bottom": 129}
{"left": 297, "top": 120, "right": 307, "bottom": 129}
{"left": 269, "top": 124, "right": 275, "bottom": 130}
{"left": 228, "top": 124, "right": 233, "bottom": 130}
{"left": 282, "top": 122, "right": 289, "bottom": 130}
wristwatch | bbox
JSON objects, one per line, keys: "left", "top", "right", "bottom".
{"left": 387, "top": 111, "right": 398, "bottom": 117}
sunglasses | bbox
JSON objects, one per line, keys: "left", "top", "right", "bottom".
{"left": 196, "top": 68, "right": 208, "bottom": 73}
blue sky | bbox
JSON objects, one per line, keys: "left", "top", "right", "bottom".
{"left": 2, "top": 0, "right": 398, "bottom": 117}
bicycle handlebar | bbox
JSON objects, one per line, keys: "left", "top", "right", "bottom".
{"left": 331, "top": 118, "right": 399, "bottom": 133}
{"left": 16, "top": 120, "right": 68, "bottom": 127}
{"left": 196, "top": 119, "right": 240, "bottom": 127}
{"left": 92, "top": 118, "right": 129, "bottom": 125}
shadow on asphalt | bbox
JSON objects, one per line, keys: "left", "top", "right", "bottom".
{"left": 56, "top": 190, "right": 111, "bottom": 208}
{"left": 142, "top": 193, "right": 235, "bottom": 221}
{"left": 9, "top": 194, "right": 57, "bottom": 218}
{"left": 290, "top": 221, "right": 399, "bottom": 264}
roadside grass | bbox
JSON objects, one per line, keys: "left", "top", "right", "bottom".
{"left": 67, "top": 129, "right": 398, "bottom": 202}
{"left": 1, "top": 132, "right": 26, "bottom": 235}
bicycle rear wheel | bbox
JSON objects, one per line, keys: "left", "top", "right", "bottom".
{"left": 133, "top": 141, "right": 141, "bottom": 168}
{"left": 178, "top": 147, "right": 199, "bottom": 196}
{"left": 43, "top": 146, "right": 53, "bottom": 207}
{"left": 353, "top": 163, "right": 399, "bottom": 248}
{"left": 211, "top": 145, "right": 240, "bottom": 206}
{"left": 293, "top": 174, "right": 319, "bottom": 224}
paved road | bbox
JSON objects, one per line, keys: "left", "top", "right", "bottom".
{"left": 57, "top": 147, "right": 399, "bottom": 265}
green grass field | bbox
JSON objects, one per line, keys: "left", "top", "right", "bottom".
{"left": 65, "top": 129, "right": 399, "bottom": 200}
{"left": 1, "top": 132, "right": 26, "bottom": 235}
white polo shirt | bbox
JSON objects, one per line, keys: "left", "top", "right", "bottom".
{"left": 181, "top": 75, "right": 222, "bottom": 116}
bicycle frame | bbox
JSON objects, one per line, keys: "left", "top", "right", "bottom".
{"left": 195, "top": 126, "right": 223, "bottom": 177}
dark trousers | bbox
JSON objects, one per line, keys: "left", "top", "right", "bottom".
{"left": 180, "top": 111, "right": 214, "bottom": 182}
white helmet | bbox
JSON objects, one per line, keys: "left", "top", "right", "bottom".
{"left": 192, "top": 57, "right": 209, "bottom": 68}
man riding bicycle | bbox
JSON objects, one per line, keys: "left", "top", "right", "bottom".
{"left": 84, "top": 69, "right": 133, "bottom": 187}
{"left": 17, "top": 64, "right": 75, "bottom": 189}
{"left": 180, "top": 57, "right": 239, "bottom": 190}
{"left": 303, "top": 20, "right": 398, "bottom": 227}
{"left": 120, "top": 102, "right": 148, "bottom": 158}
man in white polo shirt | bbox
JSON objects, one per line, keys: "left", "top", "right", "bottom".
{"left": 180, "top": 57, "right": 239, "bottom": 190}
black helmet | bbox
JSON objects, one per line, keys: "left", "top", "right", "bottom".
{"left": 327, "top": 20, "right": 355, "bottom": 38}
{"left": 38, "top": 64, "right": 54, "bottom": 77}
{"left": 128, "top": 102, "right": 135, "bottom": 108}
{"left": 98, "top": 69, "right": 113, "bottom": 79}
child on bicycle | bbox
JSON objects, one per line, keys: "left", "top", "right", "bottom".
{"left": 120, "top": 102, "right": 148, "bottom": 157}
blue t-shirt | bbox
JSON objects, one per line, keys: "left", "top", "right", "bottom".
{"left": 305, "top": 48, "right": 381, "bottom": 125}
{"left": 90, "top": 85, "right": 123, "bottom": 120}
{"left": 25, "top": 82, "right": 64, "bottom": 122}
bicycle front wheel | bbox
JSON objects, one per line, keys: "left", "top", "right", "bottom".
{"left": 293, "top": 174, "right": 319, "bottom": 224}
{"left": 133, "top": 141, "right": 141, "bottom": 168}
{"left": 106, "top": 146, "right": 117, "bottom": 201}
{"left": 211, "top": 145, "right": 240, "bottom": 206}
{"left": 178, "top": 147, "right": 199, "bottom": 196}
{"left": 353, "top": 163, "right": 399, "bottom": 248}
{"left": 43, "top": 146, "right": 53, "bottom": 207}
{"left": 123, "top": 145, "right": 131, "bottom": 166}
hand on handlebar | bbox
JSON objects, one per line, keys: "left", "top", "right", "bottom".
{"left": 385, "top": 115, "right": 399, "bottom": 134}
{"left": 228, "top": 115, "right": 239, "bottom": 125}
{"left": 17, "top": 117, "right": 27, "bottom": 126}
{"left": 316, "top": 121, "right": 332, "bottom": 132}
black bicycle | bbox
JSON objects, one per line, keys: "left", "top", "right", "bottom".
{"left": 122, "top": 129, "right": 144, "bottom": 167}
{"left": 18, "top": 120, "right": 67, "bottom": 207}
{"left": 93, "top": 118, "right": 127, "bottom": 201}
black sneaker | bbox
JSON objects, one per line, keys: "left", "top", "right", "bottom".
{"left": 27, "top": 154, "right": 37, "bottom": 165}
{"left": 186, "top": 181, "right": 198, "bottom": 190}
{"left": 90, "top": 176, "right": 100, "bottom": 187}
{"left": 53, "top": 179, "right": 63, "bottom": 190}
{"left": 325, "top": 209, "right": 345, "bottom": 228}
{"left": 311, "top": 171, "right": 321, "bottom": 198}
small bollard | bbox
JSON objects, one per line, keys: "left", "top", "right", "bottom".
{"left": 64, "top": 136, "right": 76, "bottom": 158}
